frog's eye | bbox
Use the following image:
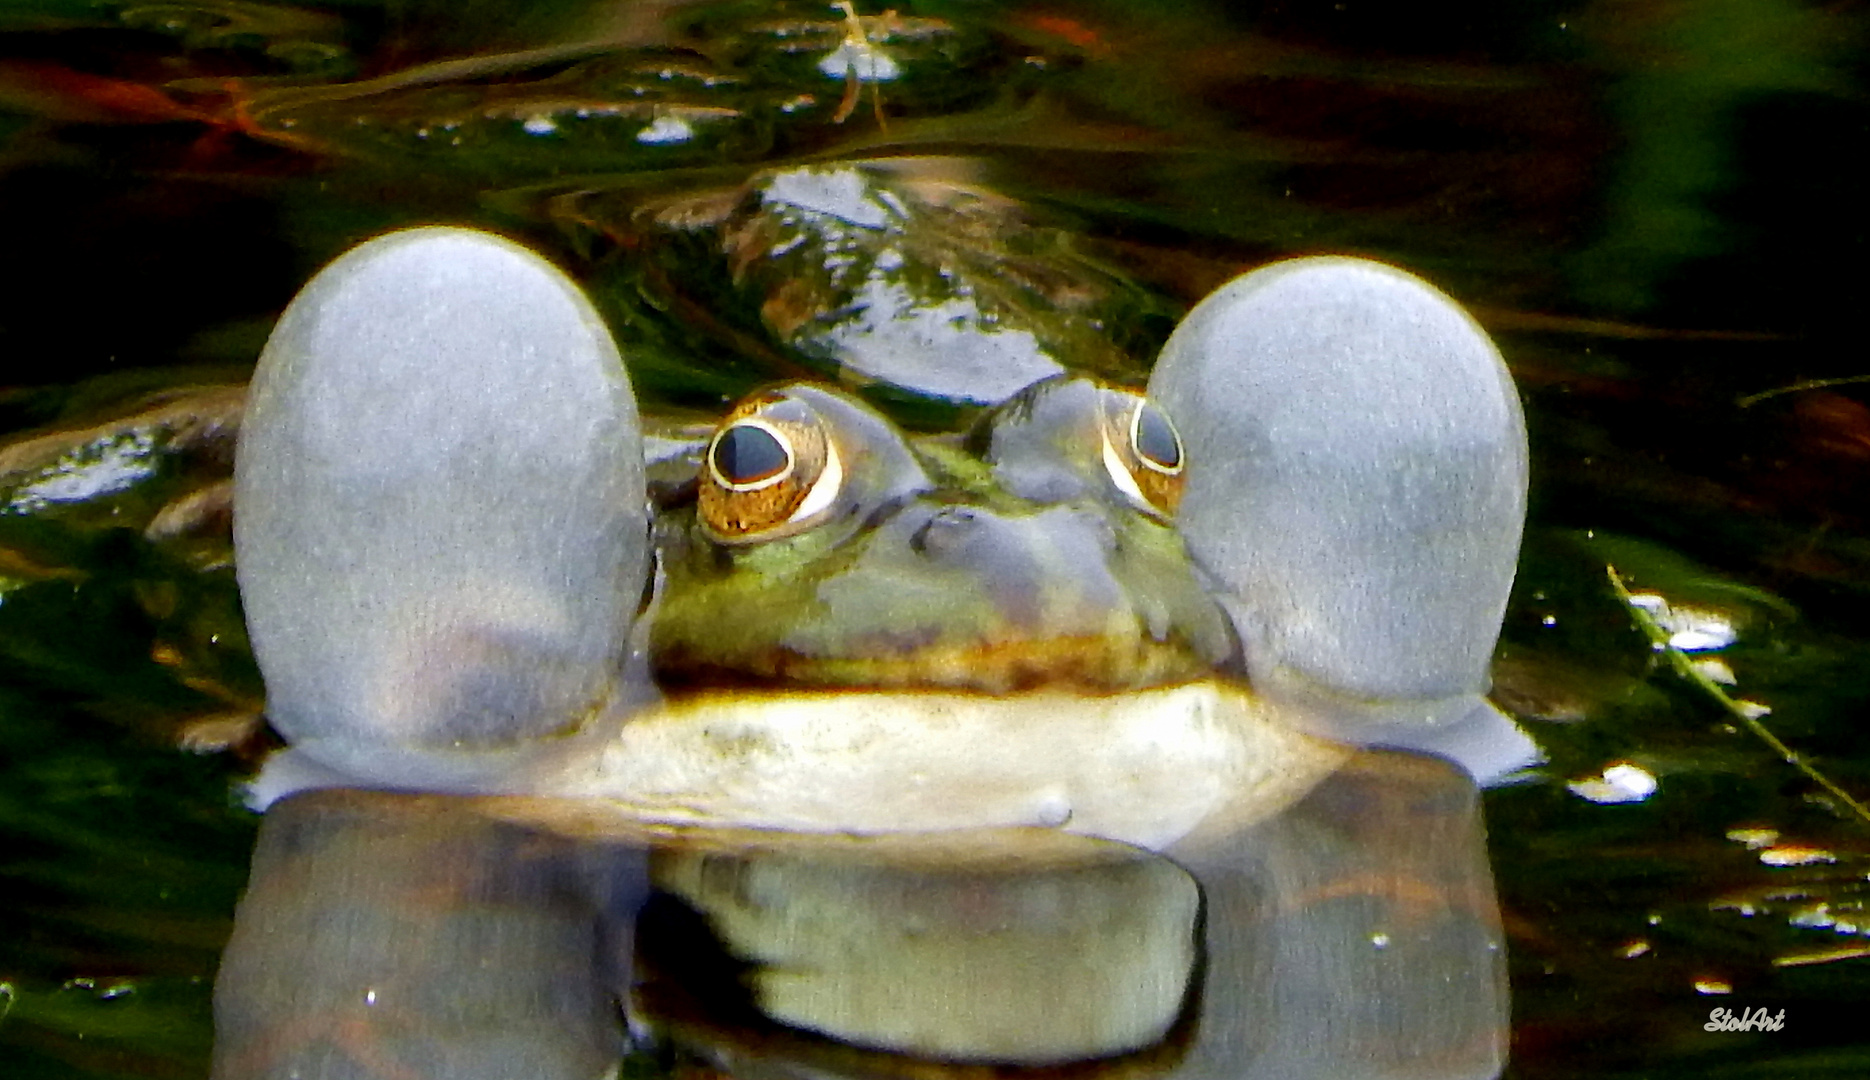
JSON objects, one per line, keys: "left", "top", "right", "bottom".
{"left": 1098, "top": 392, "right": 1185, "bottom": 517}
{"left": 699, "top": 397, "right": 845, "bottom": 542}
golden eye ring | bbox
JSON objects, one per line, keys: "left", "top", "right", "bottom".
{"left": 698, "top": 397, "right": 844, "bottom": 543}
{"left": 1098, "top": 391, "right": 1186, "bottom": 517}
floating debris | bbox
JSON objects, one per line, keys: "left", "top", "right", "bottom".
{"left": 1758, "top": 845, "right": 1838, "bottom": 868}
{"left": 1568, "top": 761, "right": 1658, "bottom": 804}
{"left": 1625, "top": 591, "right": 1737, "bottom": 651}
{"left": 636, "top": 114, "right": 695, "bottom": 144}
{"left": 1725, "top": 827, "right": 1779, "bottom": 849}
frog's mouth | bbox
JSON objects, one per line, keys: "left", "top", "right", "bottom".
{"left": 651, "top": 631, "right": 1229, "bottom": 696}
{"left": 529, "top": 681, "right": 1350, "bottom": 851}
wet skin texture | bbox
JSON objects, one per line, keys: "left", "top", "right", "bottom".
{"left": 650, "top": 378, "right": 1238, "bottom": 696}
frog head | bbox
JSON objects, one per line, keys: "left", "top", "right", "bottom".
{"left": 234, "top": 228, "right": 1530, "bottom": 850}
{"left": 649, "top": 378, "right": 1232, "bottom": 695}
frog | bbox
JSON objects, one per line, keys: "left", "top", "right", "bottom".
{"left": 231, "top": 225, "right": 1533, "bottom": 853}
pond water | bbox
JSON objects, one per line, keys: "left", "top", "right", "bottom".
{"left": 2, "top": 1, "right": 1868, "bottom": 1077}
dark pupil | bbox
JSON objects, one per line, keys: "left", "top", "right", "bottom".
{"left": 714, "top": 424, "right": 789, "bottom": 485}
{"left": 1134, "top": 404, "right": 1181, "bottom": 468}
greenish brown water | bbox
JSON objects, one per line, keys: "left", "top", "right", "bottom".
{"left": 2, "top": 1, "right": 1868, "bottom": 1076}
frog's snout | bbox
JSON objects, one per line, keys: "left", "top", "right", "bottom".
{"left": 821, "top": 498, "right": 1215, "bottom": 693}
{"left": 911, "top": 503, "right": 1112, "bottom": 561}
{"left": 905, "top": 504, "right": 1124, "bottom": 631}
{"left": 901, "top": 500, "right": 1151, "bottom": 650}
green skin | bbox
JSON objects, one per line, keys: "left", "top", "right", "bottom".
{"left": 647, "top": 379, "right": 1239, "bottom": 699}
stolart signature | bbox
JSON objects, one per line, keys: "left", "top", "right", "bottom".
{"left": 1704, "top": 1007, "right": 1786, "bottom": 1032}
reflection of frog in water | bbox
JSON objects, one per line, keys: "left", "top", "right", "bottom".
{"left": 235, "top": 226, "right": 1532, "bottom": 851}
{"left": 212, "top": 752, "right": 1509, "bottom": 1080}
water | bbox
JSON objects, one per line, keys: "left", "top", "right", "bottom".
{"left": 2, "top": 1, "right": 1868, "bottom": 1076}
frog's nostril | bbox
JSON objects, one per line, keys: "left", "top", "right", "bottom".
{"left": 911, "top": 505, "right": 980, "bottom": 557}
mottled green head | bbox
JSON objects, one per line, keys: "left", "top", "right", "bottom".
{"left": 649, "top": 378, "right": 1237, "bottom": 694}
